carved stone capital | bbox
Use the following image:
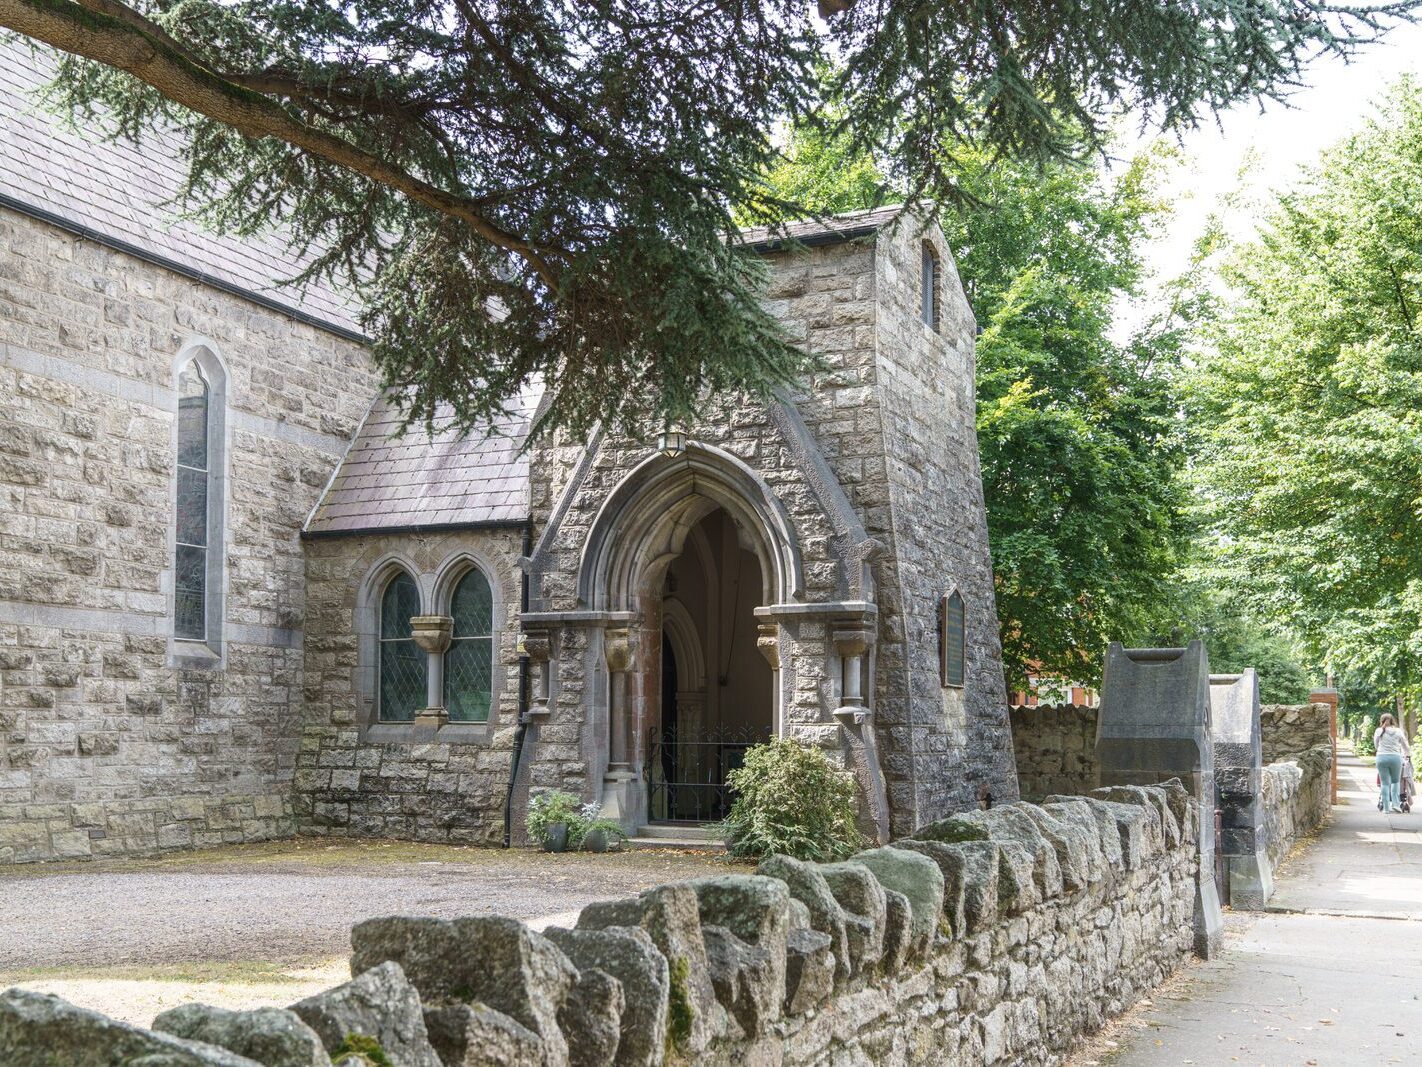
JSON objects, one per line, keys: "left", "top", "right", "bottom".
{"left": 410, "top": 615, "right": 453, "bottom": 655}
{"left": 831, "top": 624, "right": 874, "bottom": 659}
{"left": 756, "top": 622, "right": 781, "bottom": 669}
{"left": 522, "top": 629, "right": 553, "bottom": 663}
{"left": 604, "top": 628, "right": 634, "bottom": 673}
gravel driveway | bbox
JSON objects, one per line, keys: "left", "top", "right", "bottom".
{"left": 0, "top": 838, "right": 733, "bottom": 1025}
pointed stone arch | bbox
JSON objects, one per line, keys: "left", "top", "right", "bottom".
{"left": 576, "top": 441, "right": 805, "bottom": 612}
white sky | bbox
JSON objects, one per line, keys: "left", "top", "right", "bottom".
{"left": 1134, "top": 20, "right": 1422, "bottom": 291}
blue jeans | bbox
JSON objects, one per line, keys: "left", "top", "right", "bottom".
{"left": 1378, "top": 753, "right": 1404, "bottom": 810}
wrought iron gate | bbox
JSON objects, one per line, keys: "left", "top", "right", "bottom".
{"left": 645, "top": 726, "right": 769, "bottom": 824}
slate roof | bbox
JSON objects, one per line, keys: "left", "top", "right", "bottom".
{"left": 737, "top": 204, "right": 910, "bottom": 252}
{"left": 304, "top": 393, "right": 534, "bottom": 535}
{"left": 0, "top": 40, "right": 362, "bottom": 336}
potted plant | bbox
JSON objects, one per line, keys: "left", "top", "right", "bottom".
{"left": 527, "top": 790, "right": 581, "bottom": 852}
{"left": 574, "top": 803, "right": 627, "bottom": 853}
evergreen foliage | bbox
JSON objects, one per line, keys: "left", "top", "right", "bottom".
{"left": 2, "top": 0, "right": 1411, "bottom": 438}
{"left": 721, "top": 738, "right": 863, "bottom": 862}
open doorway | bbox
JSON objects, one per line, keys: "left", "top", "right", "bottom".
{"left": 647, "top": 508, "right": 773, "bottom": 823}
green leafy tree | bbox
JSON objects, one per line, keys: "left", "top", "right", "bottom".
{"left": 1150, "top": 583, "right": 1315, "bottom": 704}
{"left": 754, "top": 123, "right": 1190, "bottom": 689}
{"left": 952, "top": 150, "right": 1190, "bottom": 690}
{"left": 0, "top": 0, "right": 1411, "bottom": 437}
{"left": 1189, "top": 78, "right": 1422, "bottom": 710}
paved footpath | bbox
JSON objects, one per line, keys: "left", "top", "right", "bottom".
{"left": 1104, "top": 748, "right": 1422, "bottom": 1066}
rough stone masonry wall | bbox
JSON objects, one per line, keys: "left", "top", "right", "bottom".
{"left": 0, "top": 206, "right": 378, "bottom": 863}
{"left": 524, "top": 223, "right": 1020, "bottom": 831}
{"left": 1008, "top": 705, "right": 1099, "bottom": 800}
{"left": 1260, "top": 702, "right": 1333, "bottom": 764}
{"left": 869, "top": 222, "right": 1017, "bottom": 826}
{"left": 295, "top": 528, "right": 526, "bottom": 844}
{"left": 0, "top": 783, "right": 1200, "bottom": 1067}
{"left": 522, "top": 239, "right": 875, "bottom": 809}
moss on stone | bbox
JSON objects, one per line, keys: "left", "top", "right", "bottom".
{"left": 666, "top": 954, "right": 694, "bottom": 1051}
{"left": 914, "top": 818, "right": 989, "bottom": 844}
{"left": 331, "top": 1032, "right": 391, "bottom": 1066}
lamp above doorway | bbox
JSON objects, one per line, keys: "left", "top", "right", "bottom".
{"left": 658, "top": 425, "right": 688, "bottom": 458}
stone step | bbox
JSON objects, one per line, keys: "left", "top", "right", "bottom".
{"left": 626, "top": 824, "right": 726, "bottom": 851}
{"left": 636, "top": 823, "right": 719, "bottom": 840}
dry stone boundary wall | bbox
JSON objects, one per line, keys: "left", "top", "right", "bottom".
{"left": 1261, "top": 746, "right": 1332, "bottom": 872}
{"left": 0, "top": 783, "right": 1198, "bottom": 1067}
{"left": 1009, "top": 701, "right": 1333, "bottom": 907}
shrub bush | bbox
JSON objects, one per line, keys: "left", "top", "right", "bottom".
{"left": 527, "top": 790, "right": 581, "bottom": 846}
{"left": 721, "top": 737, "right": 864, "bottom": 862}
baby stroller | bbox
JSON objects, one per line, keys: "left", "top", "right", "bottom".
{"left": 1379, "top": 750, "right": 1415, "bottom": 813}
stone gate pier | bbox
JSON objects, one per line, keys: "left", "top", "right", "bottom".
{"left": 1095, "top": 640, "right": 1225, "bottom": 958}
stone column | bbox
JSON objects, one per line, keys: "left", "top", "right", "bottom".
{"left": 600, "top": 628, "right": 642, "bottom": 829}
{"left": 756, "top": 622, "right": 781, "bottom": 735}
{"left": 605, "top": 628, "right": 633, "bottom": 770}
{"left": 831, "top": 622, "right": 873, "bottom": 723}
{"left": 523, "top": 628, "right": 553, "bottom": 720}
{"left": 831, "top": 619, "right": 890, "bottom": 844}
{"left": 410, "top": 615, "right": 453, "bottom": 729}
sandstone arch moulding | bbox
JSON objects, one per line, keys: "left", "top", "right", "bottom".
{"left": 574, "top": 441, "right": 805, "bottom": 612}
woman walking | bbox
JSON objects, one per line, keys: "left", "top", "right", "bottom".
{"left": 1375, "top": 713, "right": 1409, "bottom": 814}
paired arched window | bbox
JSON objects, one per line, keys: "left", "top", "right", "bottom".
{"left": 446, "top": 568, "right": 494, "bottom": 722}
{"left": 374, "top": 565, "right": 494, "bottom": 724}
{"left": 379, "top": 572, "right": 426, "bottom": 722}
{"left": 173, "top": 353, "right": 225, "bottom": 648}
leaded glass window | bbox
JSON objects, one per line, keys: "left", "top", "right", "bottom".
{"left": 446, "top": 568, "right": 493, "bottom": 722}
{"left": 175, "top": 362, "right": 209, "bottom": 640}
{"left": 379, "top": 573, "right": 425, "bottom": 722}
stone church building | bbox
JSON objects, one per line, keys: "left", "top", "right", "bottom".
{"left": 0, "top": 43, "right": 1017, "bottom": 864}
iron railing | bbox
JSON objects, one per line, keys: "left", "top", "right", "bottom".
{"left": 645, "top": 726, "right": 770, "bottom": 824}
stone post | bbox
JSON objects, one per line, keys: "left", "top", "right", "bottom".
{"left": 1096, "top": 640, "right": 1224, "bottom": 958}
{"left": 1210, "top": 670, "right": 1272, "bottom": 909}
{"left": 409, "top": 615, "right": 453, "bottom": 729}
{"left": 1308, "top": 686, "right": 1339, "bottom": 804}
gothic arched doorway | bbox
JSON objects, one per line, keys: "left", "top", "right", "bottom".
{"left": 648, "top": 508, "right": 773, "bottom": 823}
{"left": 574, "top": 442, "right": 801, "bottom": 831}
